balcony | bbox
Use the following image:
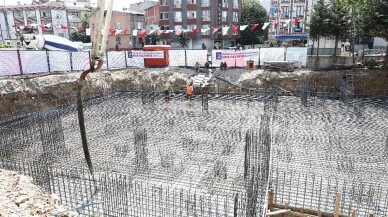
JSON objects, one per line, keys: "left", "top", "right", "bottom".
{"left": 174, "top": 17, "right": 182, "bottom": 22}
{"left": 270, "top": 1, "right": 278, "bottom": 5}
{"left": 280, "top": 0, "right": 290, "bottom": 4}
{"left": 293, "top": 0, "right": 305, "bottom": 3}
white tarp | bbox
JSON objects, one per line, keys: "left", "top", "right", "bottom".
{"left": 186, "top": 50, "right": 208, "bottom": 66}
{"left": 107, "top": 51, "right": 126, "bottom": 69}
{"left": 48, "top": 51, "right": 71, "bottom": 72}
{"left": 19, "top": 51, "right": 49, "bottom": 74}
{"left": 286, "top": 47, "right": 308, "bottom": 66}
{"left": 71, "top": 51, "right": 90, "bottom": 71}
{"left": 169, "top": 50, "right": 185, "bottom": 66}
{"left": 0, "top": 51, "right": 20, "bottom": 76}
{"left": 260, "top": 48, "right": 285, "bottom": 63}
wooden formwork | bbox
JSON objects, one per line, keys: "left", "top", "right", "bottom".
{"left": 266, "top": 189, "right": 376, "bottom": 217}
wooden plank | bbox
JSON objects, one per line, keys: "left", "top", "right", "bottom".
{"left": 334, "top": 193, "right": 340, "bottom": 217}
{"left": 267, "top": 209, "right": 291, "bottom": 216}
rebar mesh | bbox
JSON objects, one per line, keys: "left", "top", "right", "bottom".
{"left": 0, "top": 90, "right": 387, "bottom": 216}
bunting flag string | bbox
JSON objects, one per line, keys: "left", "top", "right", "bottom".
{"left": 126, "top": 19, "right": 303, "bottom": 37}
{"left": 232, "top": 25, "right": 239, "bottom": 33}
{"left": 250, "top": 24, "right": 259, "bottom": 30}
{"left": 212, "top": 27, "right": 220, "bottom": 34}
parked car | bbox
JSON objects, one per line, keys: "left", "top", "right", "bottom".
{"left": 357, "top": 49, "right": 386, "bottom": 56}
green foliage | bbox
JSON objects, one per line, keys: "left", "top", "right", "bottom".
{"left": 176, "top": 33, "right": 190, "bottom": 48}
{"left": 70, "top": 12, "right": 91, "bottom": 43}
{"left": 308, "top": 0, "right": 331, "bottom": 41}
{"left": 0, "top": 43, "right": 12, "bottom": 48}
{"left": 238, "top": 0, "right": 267, "bottom": 46}
{"left": 364, "top": 59, "right": 380, "bottom": 69}
{"left": 327, "top": 0, "right": 351, "bottom": 40}
{"left": 145, "top": 33, "right": 160, "bottom": 45}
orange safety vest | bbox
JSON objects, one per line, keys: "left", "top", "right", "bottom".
{"left": 187, "top": 86, "right": 193, "bottom": 95}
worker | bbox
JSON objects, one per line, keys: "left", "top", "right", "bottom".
{"left": 187, "top": 77, "right": 193, "bottom": 86}
{"left": 186, "top": 83, "right": 194, "bottom": 103}
{"left": 194, "top": 61, "right": 201, "bottom": 73}
{"left": 163, "top": 81, "right": 172, "bottom": 103}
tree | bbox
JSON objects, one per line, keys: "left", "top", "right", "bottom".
{"left": 327, "top": 0, "right": 351, "bottom": 63}
{"left": 370, "top": 0, "right": 388, "bottom": 70}
{"left": 237, "top": 0, "right": 267, "bottom": 46}
{"left": 145, "top": 33, "right": 160, "bottom": 45}
{"left": 308, "top": 0, "right": 331, "bottom": 68}
{"left": 70, "top": 12, "right": 91, "bottom": 43}
{"left": 176, "top": 33, "right": 190, "bottom": 48}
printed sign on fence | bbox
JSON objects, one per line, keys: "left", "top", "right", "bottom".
{"left": 216, "top": 50, "right": 260, "bottom": 59}
{"left": 127, "top": 51, "right": 164, "bottom": 59}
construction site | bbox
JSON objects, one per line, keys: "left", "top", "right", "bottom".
{"left": 1, "top": 0, "right": 388, "bottom": 215}
{"left": 0, "top": 66, "right": 388, "bottom": 216}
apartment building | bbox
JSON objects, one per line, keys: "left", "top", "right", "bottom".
{"left": 268, "top": 0, "right": 311, "bottom": 42}
{"left": 0, "top": 1, "right": 70, "bottom": 46}
{"left": 158, "top": 0, "right": 241, "bottom": 49}
{"left": 145, "top": 4, "right": 160, "bottom": 30}
{"left": 89, "top": 11, "right": 145, "bottom": 50}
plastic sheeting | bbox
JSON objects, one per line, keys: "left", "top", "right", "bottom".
{"left": 286, "top": 47, "right": 308, "bottom": 66}
{"left": 0, "top": 51, "right": 20, "bottom": 76}
{"left": 169, "top": 50, "right": 185, "bottom": 67}
{"left": 107, "top": 51, "right": 126, "bottom": 69}
{"left": 71, "top": 52, "right": 90, "bottom": 71}
{"left": 48, "top": 51, "right": 71, "bottom": 72}
{"left": 186, "top": 50, "right": 208, "bottom": 66}
{"left": 19, "top": 51, "right": 49, "bottom": 74}
{"left": 260, "top": 48, "right": 286, "bottom": 63}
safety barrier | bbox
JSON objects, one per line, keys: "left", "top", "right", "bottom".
{"left": 0, "top": 48, "right": 308, "bottom": 77}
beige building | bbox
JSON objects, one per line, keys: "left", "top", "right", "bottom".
{"left": 89, "top": 11, "right": 145, "bottom": 50}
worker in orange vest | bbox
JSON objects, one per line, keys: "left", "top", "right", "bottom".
{"left": 186, "top": 84, "right": 193, "bottom": 103}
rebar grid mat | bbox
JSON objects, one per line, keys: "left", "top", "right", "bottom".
{"left": 1, "top": 90, "right": 388, "bottom": 216}
{"left": 270, "top": 97, "right": 388, "bottom": 216}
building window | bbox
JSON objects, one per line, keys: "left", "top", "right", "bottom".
{"left": 174, "top": 0, "right": 181, "bottom": 8}
{"left": 174, "top": 11, "right": 182, "bottom": 22}
{"left": 160, "top": 25, "right": 170, "bottom": 30}
{"left": 201, "top": 24, "right": 210, "bottom": 35}
{"left": 160, "top": 0, "right": 168, "bottom": 5}
{"left": 233, "top": 12, "right": 238, "bottom": 22}
{"left": 40, "top": 10, "right": 50, "bottom": 18}
{"left": 222, "top": 0, "right": 228, "bottom": 8}
{"left": 233, "top": 0, "right": 238, "bottom": 8}
{"left": 160, "top": 12, "right": 169, "bottom": 19}
{"left": 202, "top": 10, "right": 210, "bottom": 21}
{"left": 187, "top": 11, "right": 196, "bottom": 19}
{"left": 72, "top": 11, "right": 79, "bottom": 18}
{"left": 295, "top": 6, "right": 304, "bottom": 17}
{"left": 187, "top": 0, "right": 196, "bottom": 4}
{"left": 281, "top": 6, "right": 289, "bottom": 18}
{"left": 187, "top": 24, "right": 197, "bottom": 30}
{"left": 116, "top": 35, "right": 121, "bottom": 45}
{"left": 201, "top": 0, "right": 210, "bottom": 6}
{"left": 222, "top": 11, "right": 227, "bottom": 22}
{"left": 174, "top": 25, "right": 182, "bottom": 31}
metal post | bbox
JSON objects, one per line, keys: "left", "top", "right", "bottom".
{"left": 106, "top": 51, "right": 109, "bottom": 69}
{"left": 124, "top": 50, "right": 128, "bottom": 68}
{"left": 17, "top": 49, "right": 23, "bottom": 75}
{"left": 69, "top": 51, "right": 73, "bottom": 71}
{"left": 46, "top": 50, "right": 51, "bottom": 72}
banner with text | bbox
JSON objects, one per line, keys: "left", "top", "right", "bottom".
{"left": 127, "top": 51, "right": 164, "bottom": 59}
